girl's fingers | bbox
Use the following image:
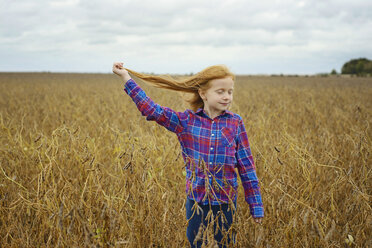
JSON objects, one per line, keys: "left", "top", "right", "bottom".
{"left": 253, "top": 218, "right": 262, "bottom": 224}
{"left": 113, "top": 62, "right": 123, "bottom": 69}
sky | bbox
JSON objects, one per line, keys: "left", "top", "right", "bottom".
{"left": 0, "top": 0, "right": 371, "bottom": 75}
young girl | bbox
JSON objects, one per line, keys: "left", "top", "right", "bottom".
{"left": 112, "top": 62, "right": 263, "bottom": 247}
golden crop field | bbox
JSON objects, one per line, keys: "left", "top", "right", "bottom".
{"left": 0, "top": 72, "right": 371, "bottom": 247}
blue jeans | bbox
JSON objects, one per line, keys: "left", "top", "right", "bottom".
{"left": 186, "top": 198, "right": 236, "bottom": 248}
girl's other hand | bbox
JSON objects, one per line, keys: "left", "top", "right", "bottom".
{"left": 253, "top": 217, "right": 263, "bottom": 225}
{"left": 112, "top": 62, "right": 131, "bottom": 82}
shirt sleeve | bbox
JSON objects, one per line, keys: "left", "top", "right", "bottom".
{"left": 235, "top": 119, "right": 264, "bottom": 218}
{"left": 123, "top": 78, "right": 189, "bottom": 134}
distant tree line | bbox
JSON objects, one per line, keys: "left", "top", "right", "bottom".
{"left": 341, "top": 58, "right": 372, "bottom": 76}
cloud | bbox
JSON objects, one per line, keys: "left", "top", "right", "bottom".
{"left": 0, "top": 0, "right": 371, "bottom": 74}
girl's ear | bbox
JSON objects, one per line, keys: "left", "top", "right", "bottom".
{"left": 198, "top": 89, "right": 205, "bottom": 101}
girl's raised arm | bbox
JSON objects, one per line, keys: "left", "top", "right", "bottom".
{"left": 113, "top": 62, "right": 190, "bottom": 134}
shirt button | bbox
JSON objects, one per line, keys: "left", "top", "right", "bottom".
{"left": 210, "top": 147, "right": 213, "bottom": 150}
{"left": 211, "top": 133, "right": 214, "bottom": 136}
{"left": 209, "top": 162, "right": 212, "bottom": 165}
{"left": 208, "top": 175, "right": 212, "bottom": 178}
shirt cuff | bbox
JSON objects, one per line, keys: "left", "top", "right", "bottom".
{"left": 250, "top": 205, "right": 264, "bottom": 218}
{"left": 124, "top": 78, "right": 133, "bottom": 85}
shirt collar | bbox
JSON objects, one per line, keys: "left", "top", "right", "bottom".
{"left": 195, "top": 108, "right": 234, "bottom": 118}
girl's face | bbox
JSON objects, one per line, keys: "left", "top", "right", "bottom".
{"left": 199, "top": 76, "right": 234, "bottom": 117}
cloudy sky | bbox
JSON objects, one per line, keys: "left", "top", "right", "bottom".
{"left": 1, "top": 0, "right": 371, "bottom": 75}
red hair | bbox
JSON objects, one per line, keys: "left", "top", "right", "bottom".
{"left": 125, "top": 65, "right": 235, "bottom": 111}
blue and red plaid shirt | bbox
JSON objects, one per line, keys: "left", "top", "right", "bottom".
{"left": 124, "top": 78, "right": 264, "bottom": 218}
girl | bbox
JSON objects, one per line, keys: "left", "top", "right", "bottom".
{"left": 112, "top": 62, "right": 263, "bottom": 247}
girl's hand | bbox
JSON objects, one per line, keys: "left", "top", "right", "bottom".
{"left": 112, "top": 62, "right": 131, "bottom": 82}
{"left": 253, "top": 217, "right": 263, "bottom": 225}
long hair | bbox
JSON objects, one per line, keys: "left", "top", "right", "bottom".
{"left": 124, "top": 65, "right": 235, "bottom": 111}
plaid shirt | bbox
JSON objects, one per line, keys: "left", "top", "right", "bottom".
{"left": 124, "top": 79, "right": 264, "bottom": 218}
